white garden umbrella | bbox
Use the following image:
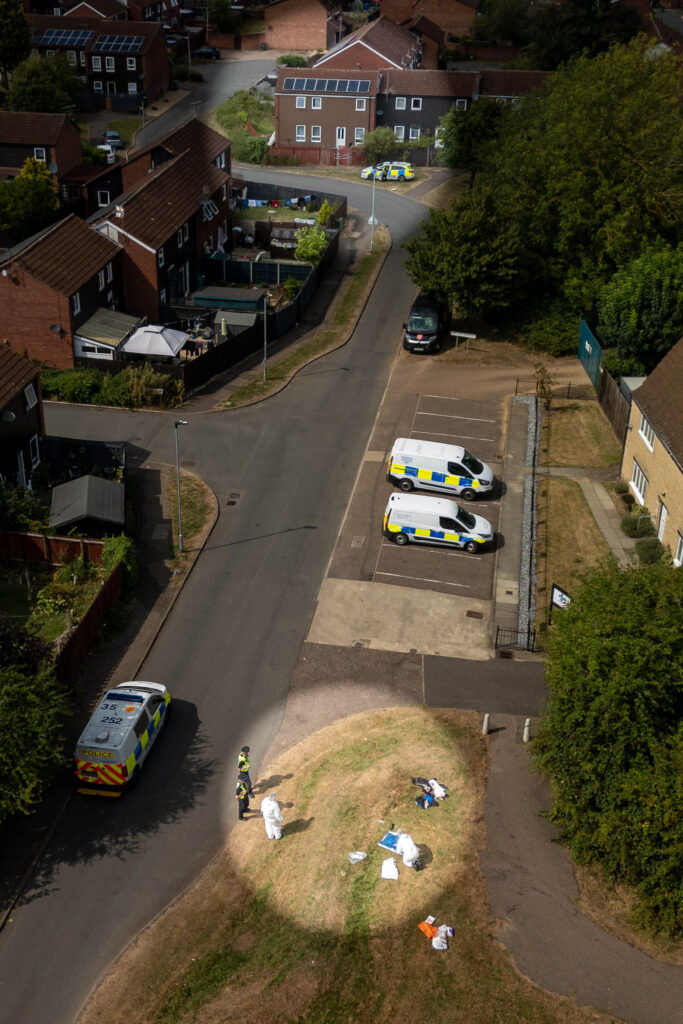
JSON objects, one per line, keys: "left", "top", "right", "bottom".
{"left": 120, "top": 324, "right": 188, "bottom": 357}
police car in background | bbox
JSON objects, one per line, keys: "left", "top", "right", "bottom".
{"left": 74, "top": 681, "right": 171, "bottom": 795}
{"left": 360, "top": 161, "right": 415, "bottom": 181}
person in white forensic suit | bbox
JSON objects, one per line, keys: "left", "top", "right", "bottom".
{"left": 260, "top": 791, "right": 283, "bottom": 839}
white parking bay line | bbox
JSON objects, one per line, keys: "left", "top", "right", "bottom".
{"left": 375, "top": 571, "right": 472, "bottom": 588}
{"left": 421, "top": 394, "right": 463, "bottom": 402}
{"left": 381, "top": 542, "right": 481, "bottom": 561}
{"left": 414, "top": 430, "right": 496, "bottom": 443}
{"left": 416, "top": 411, "right": 496, "bottom": 424}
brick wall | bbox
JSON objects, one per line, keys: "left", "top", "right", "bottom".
{"left": 265, "top": 0, "right": 327, "bottom": 51}
{"left": 119, "top": 241, "right": 160, "bottom": 321}
{"left": 318, "top": 44, "right": 397, "bottom": 70}
{"left": 0, "top": 272, "right": 76, "bottom": 368}
{"left": 141, "top": 33, "right": 171, "bottom": 102}
{"left": 55, "top": 120, "right": 83, "bottom": 179}
{"left": 239, "top": 32, "right": 267, "bottom": 50}
{"left": 277, "top": 94, "right": 376, "bottom": 148}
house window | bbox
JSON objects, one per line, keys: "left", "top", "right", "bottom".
{"left": 67, "top": 50, "right": 76, "bottom": 65}
{"left": 92, "top": 55, "right": 101, "bottom": 70}
{"left": 93, "top": 81, "right": 103, "bottom": 93}
{"left": 29, "top": 435, "right": 40, "bottom": 469}
{"left": 158, "top": 247, "right": 165, "bottom": 268}
{"left": 24, "top": 384, "right": 37, "bottom": 410}
{"left": 411, "top": 97, "right": 422, "bottom": 110}
{"left": 177, "top": 227, "right": 183, "bottom": 246}
{"left": 355, "top": 98, "right": 366, "bottom": 111}
{"left": 296, "top": 124, "right": 306, "bottom": 142}
{"left": 311, "top": 125, "right": 321, "bottom": 143}
{"left": 127, "top": 57, "right": 136, "bottom": 70}
{"left": 409, "top": 127, "right": 420, "bottom": 140}
{"left": 455, "top": 98, "right": 467, "bottom": 110}
{"left": 638, "top": 414, "right": 655, "bottom": 451}
{"left": 630, "top": 459, "right": 648, "bottom": 504}
{"left": 128, "top": 82, "right": 137, "bottom": 94}
{"left": 674, "top": 534, "right": 683, "bottom": 567}
{"left": 98, "top": 268, "right": 105, "bottom": 291}
{"left": 295, "top": 96, "right": 306, "bottom": 108}
{"left": 183, "top": 221, "right": 189, "bottom": 241}
{"left": 394, "top": 125, "right": 405, "bottom": 141}
{"left": 106, "top": 260, "right": 113, "bottom": 283}
{"left": 46, "top": 49, "right": 55, "bottom": 58}
{"left": 214, "top": 151, "right": 226, "bottom": 169}
{"left": 97, "top": 189, "right": 110, "bottom": 207}
{"left": 160, "top": 288, "right": 166, "bottom": 304}
{"left": 80, "top": 52, "right": 85, "bottom": 66}
{"left": 395, "top": 96, "right": 406, "bottom": 110}
{"left": 106, "top": 56, "right": 115, "bottom": 72}
{"left": 354, "top": 127, "right": 365, "bottom": 144}
{"left": 72, "top": 292, "right": 81, "bottom": 315}
{"left": 221, "top": 183, "right": 227, "bottom": 201}
{"left": 33, "top": 147, "right": 47, "bottom": 162}
{"left": 311, "top": 96, "right": 322, "bottom": 109}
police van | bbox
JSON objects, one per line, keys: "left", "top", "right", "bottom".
{"left": 74, "top": 681, "right": 171, "bottom": 795}
{"left": 383, "top": 492, "right": 493, "bottom": 553}
{"left": 387, "top": 438, "right": 494, "bottom": 500}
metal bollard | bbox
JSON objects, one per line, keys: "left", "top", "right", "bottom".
{"left": 482, "top": 713, "right": 490, "bottom": 736}
{"left": 523, "top": 718, "right": 531, "bottom": 743}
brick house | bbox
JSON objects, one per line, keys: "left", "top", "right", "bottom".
{"left": 92, "top": 122, "right": 231, "bottom": 319}
{"left": 0, "top": 112, "right": 82, "bottom": 193}
{"left": 28, "top": 15, "right": 169, "bottom": 108}
{"left": 378, "top": 0, "right": 478, "bottom": 40}
{"left": 0, "top": 214, "right": 123, "bottom": 369}
{"left": 274, "top": 68, "right": 379, "bottom": 158}
{"left": 64, "top": 0, "right": 128, "bottom": 20}
{"left": 314, "top": 14, "right": 431, "bottom": 70}
{"left": 0, "top": 348, "right": 46, "bottom": 490}
{"left": 620, "top": 338, "right": 683, "bottom": 565}
{"left": 264, "top": 0, "right": 346, "bottom": 51}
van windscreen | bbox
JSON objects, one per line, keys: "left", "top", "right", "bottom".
{"left": 408, "top": 311, "right": 437, "bottom": 332}
{"left": 461, "top": 450, "right": 484, "bottom": 476}
{"left": 457, "top": 507, "right": 476, "bottom": 530}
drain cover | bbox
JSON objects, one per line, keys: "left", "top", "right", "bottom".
{"left": 466, "top": 610, "right": 483, "bottom": 619}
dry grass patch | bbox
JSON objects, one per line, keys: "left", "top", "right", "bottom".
{"left": 78, "top": 708, "right": 622, "bottom": 1024}
{"left": 167, "top": 468, "right": 217, "bottom": 580}
{"left": 545, "top": 400, "right": 621, "bottom": 468}
{"left": 536, "top": 477, "right": 612, "bottom": 621}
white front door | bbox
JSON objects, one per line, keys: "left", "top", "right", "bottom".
{"left": 658, "top": 502, "right": 668, "bottom": 541}
{"left": 336, "top": 126, "right": 346, "bottom": 147}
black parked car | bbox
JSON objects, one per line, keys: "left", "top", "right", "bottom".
{"left": 194, "top": 45, "right": 221, "bottom": 59}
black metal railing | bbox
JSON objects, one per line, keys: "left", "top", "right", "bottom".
{"left": 495, "top": 625, "right": 544, "bottom": 653}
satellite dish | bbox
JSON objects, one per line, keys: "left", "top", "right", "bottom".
{"left": 47, "top": 162, "right": 58, "bottom": 174}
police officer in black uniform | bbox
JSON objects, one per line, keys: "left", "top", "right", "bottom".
{"left": 236, "top": 777, "right": 250, "bottom": 820}
{"left": 238, "top": 745, "right": 254, "bottom": 796}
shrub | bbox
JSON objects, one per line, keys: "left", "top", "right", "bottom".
{"left": 81, "top": 143, "right": 108, "bottom": 167}
{"left": 0, "top": 484, "right": 48, "bottom": 532}
{"left": 317, "top": 199, "right": 332, "bottom": 227}
{"left": 512, "top": 299, "right": 578, "bottom": 357}
{"left": 242, "top": 136, "right": 267, "bottom": 163}
{"left": 276, "top": 54, "right": 307, "bottom": 67}
{"left": 614, "top": 480, "right": 629, "bottom": 495}
{"left": 60, "top": 368, "right": 101, "bottom": 404}
{"left": 635, "top": 537, "right": 665, "bottom": 565}
{"left": 283, "top": 277, "right": 301, "bottom": 301}
{"left": 99, "top": 370, "right": 133, "bottom": 407}
{"left": 621, "top": 509, "right": 655, "bottom": 538}
{"left": 102, "top": 534, "right": 137, "bottom": 595}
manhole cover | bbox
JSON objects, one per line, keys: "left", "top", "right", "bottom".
{"left": 466, "top": 610, "right": 483, "bottom": 619}
{"left": 351, "top": 536, "right": 365, "bottom": 548}
{"left": 227, "top": 492, "right": 240, "bottom": 506}
{"left": 497, "top": 649, "right": 514, "bottom": 659}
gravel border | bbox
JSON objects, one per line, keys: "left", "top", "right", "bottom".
{"left": 514, "top": 395, "right": 540, "bottom": 637}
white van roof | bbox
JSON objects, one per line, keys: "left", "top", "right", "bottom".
{"left": 387, "top": 492, "right": 460, "bottom": 517}
{"left": 392, "top": 437, "right": 466, "bottom": 461}
{"left": 76, "top": 681, "right": 165, "bottom": 752}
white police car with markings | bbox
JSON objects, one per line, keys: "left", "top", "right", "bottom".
{"left": 387, "top": 438, "right": 494, "bottom": 500}
{"left": 74, "top": 681, "right": 170, "bottom": 795}
{"left": 383, "top": 492, "right": 493, "bottom": 553}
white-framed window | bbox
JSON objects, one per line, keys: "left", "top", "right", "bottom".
{"left": 92, "top": 55, "right": 101, "bottom": 70}
{"left": 106, "top": 260, "right": 113, "bottom": 283}
{"left": 93, "top": 80, "right": 103, "bottom": 92}
{"left": 107, "top": 290, "right": 114, "bottom": 304}
{"left": 630, "top": 459, "right": 648, "bottom": 504}
{"left": 24, "top": 384, "right": 37, "bottom": 410}
{"left": 72, "top": 292, "right": 81, "bottom": 315}
{"left": 311, "top": 125, "right": 321, "bottom": 143}
{"left": 409, "top": 127, "right": 420, "bottom": 140}
{"left": 177, "top": 227, "right": 184, "bottom": 246}
{"left": 97, "top": 189, "right": 110, "bottom": 207}
{"left": 158, "top": 247, "right": 165, "bottom": 268}
{"left": 638, "top": 414, "right": 655, "bottom": 451}
{"left": 411, "top": 97, "right": 422, "bottom": 110}
{"left": 67, "top": 50, "right": 76, "bottom": 66}
{"left": 674, "top": 533, "right": 683, "bottom": 567}
{"left": 127, "top": 57, "right": 136, "bottom": 70}
{"left": 394, "top": 125, "right": 404, "bottom": 141}
{"left": 46, "top": 49, "right": 55, "bottom": 58}
{"left": 33, "top": 147, "right": 47, "bottom": 162}
{"left": 160, "top": 288, "right": 166, "bottom": 304}
{"left": 295, "top": 95, "right": 306, "bottom": 108}
{"left": 98, "top": 268, "right": 105, "bottom": 291}
{"left": 295, "top": 124, "right": 306, "bottom": 142}
{"left": 355, "top": 98, "right": 366, "bottom": 111}
{"left": 395, "top": 96, "right": 406, "bottom": 110}
{"left": 128, "top": 82, "right": 137, "bottom": 94}
{"left": 80, "top": 52, "right": 85, "bottom": 66}
{"left": 105, "top": 56, "right": 115, "bottom": 72}
{"left": 354, "top": 126, "right": 365, "bottom": 144}
{"left": 311, "top": 96, "right": 322, "bottom": 109}
{"left": 214, "top": 151, "right": 226, "bottom": 169}
{"left": 221, "top": 183, "right": 227, "bottom": 200}
{"left": 455, "top": 98, "right": 467, "bottom": 110}
{"left": 183, "top": 221, "right": 189, "bottom": 241}
{"left": 29, "top": 434, "right": 40, "bottom": 469}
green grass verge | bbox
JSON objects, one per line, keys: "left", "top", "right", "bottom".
{"left": 214, "top": 90, "right": 274, "bottom": 161}
{"left": 107, "top": 118, "right": 142, "bottom": 147}
{"left": 168, "top": 471, "right": 214, "bottom": 556}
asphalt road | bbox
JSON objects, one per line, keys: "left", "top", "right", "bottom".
{"left": 0, "top": 177, "right": 427, "bottom": 1024}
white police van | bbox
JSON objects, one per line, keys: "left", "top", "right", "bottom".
{"left": 383, "top": 493, "right": 493, "bottom": 553}
{"left": 387, "top": 438, "right": 494, "bottom": 500}
{"left": 74, "top": 681, "right": 171, "bottom": 795}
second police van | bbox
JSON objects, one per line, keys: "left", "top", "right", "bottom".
{"left": 383, "top": 492, "right": 494, "bottom": 553}
{"left": 387, "top": 438, "right": 494, "bottom": 500}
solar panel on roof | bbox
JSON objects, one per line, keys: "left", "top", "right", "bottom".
{"left": 305, "top": 78, "right": 317, "bottom": 90}
{"left": 325, "top": 79, "right": 338, "bottom": 92}
{"left": 336, "top": 80, "right": 348, "bottom": 92}
{"left": 314, "top": 80, "right": 327, "bottom": 92}
{"left": 293, "top": 78, "right": 306, "bottom": 90}
{"left": 93, "top": 34, "right": 144, "bottom": 53}
{"left": 283, "top": 77, "right": 295, "bottom": 89}
{"left": 358, "top": 80, "right": 370, "bottom": 93}
{"left": 40, "top": 28, "right": 93, "bottom": 47}
{"left": 347, "top": 80, "right": 359, "bottom": 93}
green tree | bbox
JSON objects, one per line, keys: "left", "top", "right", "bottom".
{"left": 208, "top": 0, "right": 237, "bottom": 33}
{"left": 597, "top": 244, "right": 683, "bottom": 375}
{"left": 473, "top": 0, "right": 533, "bottom": 46}
{"left": 0, "top": 157, "right": 58, "bottom": 243}
{"left": 8, "top": 55, "right": 79, "bottom": 113}
{"left": 0, "top": 0, "right": 31, "bottom": 88}
{"left": 295, "top": 223, "right": 328, "bottom": 264}
{"left": 529, "top": 0, "right": 641, "bottom": 70}
{"left": 534, "top": 560, "right": 683, "bottom": 937}
{"left": 363, "top": 126, "right": 404, "bottom": 165}
{"left": 437, "top": 97, "right": 506, "bottom": 171}
{"left": 317, "top": 199, "right": 332, "bottom": 227}
{"left": 0, "top": 483, "right": 48, "bottom": 532}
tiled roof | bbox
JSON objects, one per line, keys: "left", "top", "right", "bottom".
{"left": 65, "top": 0, "right": 126, "bottom": 17}
{"left": 411, "top": 16, "right": 444, "bottom": 43}
{"left": 379, "top": 69, "right": 477, "bottom": 97}
{"left": 0, "top": 347, "right": 39, "bottom": 410}
{"left": 0, "top": 112, "right": 75, "bottom": 147}
{"left": 28, "top": 14, "right": 163, "bottom": 54}
{"left": 132, "top": 117, "right": 230, "bottom": 166}
{"left": 99, "top": 150, "right": 229, "bottom": 250}
{"left": 0, "top": 214, "right": 121, "bottom": 295}
{"left": 275, "top": 67, "right": 381, "bottom": 94}
{"left": 632, "top": 338, "right": 683, "bottom": 468}
{"left": 479, "top": 70, "right": 548, "bottom": 96}
{"left": 315, "top": 14, "right": 420, "bottom": 68}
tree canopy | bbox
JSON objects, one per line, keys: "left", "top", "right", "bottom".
{"left": 405, "top": 40, "right": 683, "bottom": 337}
{"left": 534, "top": 560, "right": 683, "bottom": 937}
{"left": 437, "top": 96, "right": 506, "bottom": 173}
{"left": 8, "top": 55, "right": 79, "bottom": 113}
{"left": 295, "top": 224, "right": 328, "bottom": 264}
{"left": 0, "top": 157, "right": 58, "bottom": 244}
{"left": 0, "top": 0, "right": 31, "bottom": 88}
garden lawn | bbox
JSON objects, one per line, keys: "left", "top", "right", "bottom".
{"left": 545, "top": 399, "right": 621, "bottom": 468}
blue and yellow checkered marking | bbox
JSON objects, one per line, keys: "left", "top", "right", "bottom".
{"left": 391, "top": 463, "right": 480, "bottom": 489}
{"left": 129, "top": 693, "right": 170, "bottom": 771}
{"left": 386, "top": 523, "right": 484, "bottom": 545}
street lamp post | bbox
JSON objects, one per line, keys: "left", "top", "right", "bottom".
{"left": 174, "top": 420, "right": 188, "bottom": 553}
{"left": 262, "top": 290, "right": 268, "bottom": 382}
{"left": 369, "top": 171, "right": 377, "bottom": 253}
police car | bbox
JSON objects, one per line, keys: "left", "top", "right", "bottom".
{"left": 360, "top": 161, "right": 415, "bottom": 181}
{"left": 74, "top": 681, "right": 171, "bottom": 795}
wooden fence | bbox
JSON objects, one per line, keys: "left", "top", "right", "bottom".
{"left": 54, "top": 564, "right": 122, "bottom": 682}
{"left": 0, "top": 531, "right": 105, "bottom": 567}
{"left": 597, "top": 366, "right": 630, "bottom": 444}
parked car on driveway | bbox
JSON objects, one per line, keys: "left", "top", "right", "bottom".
{"left": 361, "top": 161, "right": 415, "bottom": 181}
{"left": 97, "top": 143, "right": 115, "bottom": 165}
{"left": 104, "top": 130, "right": 122, "bottom": 149}
{"left": 194, "top": 45, "right": 221, "bottom": 59}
